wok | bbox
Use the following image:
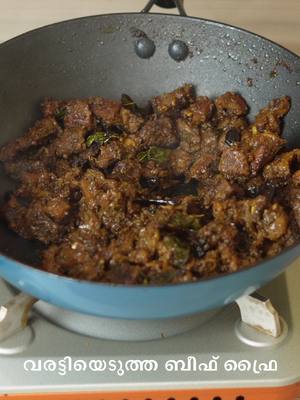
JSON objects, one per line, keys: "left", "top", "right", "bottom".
{"left": 0, "top": 0, "right": 300, "bottom": 320}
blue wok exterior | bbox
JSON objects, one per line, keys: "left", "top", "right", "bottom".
{"left": 1, "top": 244, "right": 299, "bottom": 320}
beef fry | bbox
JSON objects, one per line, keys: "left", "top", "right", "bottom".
{"left": 0, "top": 86, "right": 299, "bottom": 284}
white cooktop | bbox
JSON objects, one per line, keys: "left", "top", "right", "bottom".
{"left": 0, "top": 263, "right": 299, "bottom": 395}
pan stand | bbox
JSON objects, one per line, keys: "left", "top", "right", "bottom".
{"left": 0, "top": 291, "right": 288, "bottom": 343}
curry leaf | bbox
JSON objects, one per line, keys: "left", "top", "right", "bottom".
{"left": 86, "top": 132, "right": 118, "bottom": 147}
{"left": 121, "top": 94, "right": 138, "bottom": 112}
{"left": 55, "top": 108, "right": 66, "bottom": 120}
{"left": 137, "top": 146, "right": 171, "bottom": 164}
{"left": 163, "top": 235, "right": 190, "bottom": 268}
{"left": 169, "top": 212, "right": 202, "bottom": 230}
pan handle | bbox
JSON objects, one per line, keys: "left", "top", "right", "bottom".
{"left": 142, "top": 0, "right": 187, "bottom": 16}
{"left": 0, "top": 292, "right": 37, "bottom": 342}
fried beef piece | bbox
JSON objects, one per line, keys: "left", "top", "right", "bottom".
{"left": 2, "top": 195, "right": 70, "bottom": 244}
{"left": 197, "top": 174, "right": 244, "bottom": 207}
{"left": 188, "top": 125, "right": 220, "bottom": 180}
{"left": 92, "top": 139, "right": 125, "bottom": 169}
{"left": 169, "top": 119, "right": 201, "bottom": 176}
{"left": 217, "top": 117, "right": 249, "bottom": 154}
{"left": 285, "top": 171, "right": 300, "bottom": 229}
{"left": 42, "top": 228, "right": 108, "bottom": 280}
{"left": 181, "top": 96, "right": 214, "bottom": 126}
{"left": 139, "top": 116, "right": 178, "bottom": 149}
{"left": 3, "top": 152, "right": 48, "bottom": 181}
{"left": 219, "top": 118, "right": 286, "bottom": 179}
{"left": 89, "top": 97, "right": 122, "bottom": 126}
{"left": 51, "top": 127, "right": 87, "bottom": 159}
{"left": 41, "top": 98, "right": 65, "bottom": 118}
{"left": 217, "top": 115, "right": 249, "bottom": 133}
{"left": 152, "top": 84, "right": 194, "bottom": 115}
{"left": 243, "top": 128, "right": 286, "bottom": 175}
{"left": 79, "top": 169, "right": 137, "bottom": 234}
{"left": 263, "top": 149, "right": 300, "bottom": 183}
{"left": 199, "top": 220, "right": 239, "bottom": 248}
{"left": 63, "top": 100, "right": 93, "bottom": 130}
{"left": 111, "top": 159, "right": 142, "bottom": 182}
{"left": 215, "top": 92, "right": 248, "bottom": 117}
{"left": 120, "top": 107, "right": 145, "bottom": 134}
{"left": 213, "top": 196, "right": 288, "bottom": 242}
{"left": 170, "top": 148, "right": 194, "bottom": 176}
{"left": 244, "top": 176, "right": 266, "bottom": 198}
{"left": 98, "top": 181, "right": 138, "bottom": 234}
{"left": 2, "top": 165, "right": 80, "bottom": 245}
{"left": 13, "top": 167, "right": 79, "bottom": 202}
{"left": 266, "top": 224, "right": 299, "bottom": 258}
{"left": 194, "top": 222, "right": 243, "bottom": 274}
{"left": 0, "top": 117, "right": 61, "bottom": 162}
{"left": 254, "top": 96, "right": 291, "bottom": 133}
{"left": 189, "top": 153, "right": 219, "bottom": 180}
{"left": 261, "top": 203, "right": 288, "bottom": 241}
{"left": 141, "top": 160, "right": 170, "bottom": 181}
{"left": 219, "top": 147, "right": 250, "bottom": 178}
{"left": 176, "top": 119, "right": 201, "bottom": 153}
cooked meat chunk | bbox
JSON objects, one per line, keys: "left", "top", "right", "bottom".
{"left": 284, "top": 171, "right": 300, "bottom": 230}
{"left": 79, "top": 169, "right": 137, "bottom": 234}
{"left": 215, "top": 92, "right": 248, "bottom": 117}
{"left": 1, "top": 196, "right": 30, "bottom": 240}
{"left": 2, "top": 195, "right": 69, "bottom": 244}
{"left": 111, "top": 159, "right": 142, "bottom": 182}
{"left": 217, "top": 116, "right": 249, "bottom": 134}
{"left": 189, "top": 153, "right": 219, "bottom": 180}
{"left": 3, "top": 154, "right": 47, "bottom": 180}
{"left": 199, "top": 220, "right": 239, "bottom": 248}
{"left": 176, "top": 119, "right": 201, "bottom": 153}
{"left": 213, "top": 195, "right": 288, "bottom": 243}
{"left": 197, "top": 174, "right": 244, "bottom": 207}
{"left": 89, "top": 97, "right": 122, "bottom": 126}
{"left": 0, "top": 85, "right": 299, "bottom": 284}
{"left": 121, "top": 107, "right": 144, "bottom": 133}
{"left": 142, "top": 160, "right": 171, "bottom": 182}
{"left": 41, "top": 98, "right": 65, "bottom": 118}
{"left": 51, "top": 127, "right": 87, "bottom": 158}
{"left": 181, "top": 96, "right": 214, "bottom": 126}
{"left": 263, "top": 149, "right": 300, "bottom": 183}
{"left": 139, "top": 116, "right": 178, "bottom": 148}
{"left": 200, "top": 125, "right": 219, "bottom": 154}
{"left": 219, "top": 147, "right": 250, "bottom": 178}
{"left": 170, "top": 148, "right": 193, "bottom": 176}
{"left": 254, "top": 96, "right": 291, "bottom": 133}
{"left": 188, "top": 125, "right": 219, "bottom": 180}
{"left": 243, "top": 128, "right": 286, "bottom": 175}
{"left": 261, "top": 204, "right": 288, "bottom": 241}
{"left": 0, "top": 117, "right": 60, "bottom": 162}
{"left": 169, "top": 119, "right": 202, "bottom": 176}
{"left": 92, "top": 139, "right": 124, "bottom": 169}
{"left": 42, "top": 228, "right": 108, "bottom": 280}
{"left": 244, "top": 176, "right": 266, "bottom": 198}
{"left": 152, "top": 84, "right": 194, "bottom": 115}
{"left": 196, "top": 222, "right": 243, "bottom": 274}
{"left": 63, "top": 100, "right": 92, "bottom": 130}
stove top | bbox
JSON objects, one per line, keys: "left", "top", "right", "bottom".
{"left": 0, "top": 262, "right": 299, "bottom": 398}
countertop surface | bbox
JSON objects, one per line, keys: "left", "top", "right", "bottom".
{"left": 0, "top": 0, "right": 300, "bottom": 55}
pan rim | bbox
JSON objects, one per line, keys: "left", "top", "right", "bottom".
{"left": 0, "top": 11, "right": 299, "bottom": 61}
{"left": 0, "top": 11, "right": 299, "bottom": 290}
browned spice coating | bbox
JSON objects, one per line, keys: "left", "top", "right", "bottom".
{"left": 0, "top": 85, "right": 298, "bottom": 284}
